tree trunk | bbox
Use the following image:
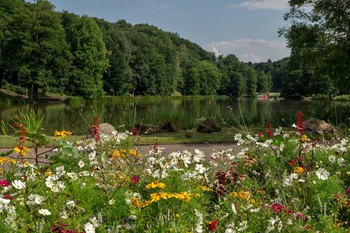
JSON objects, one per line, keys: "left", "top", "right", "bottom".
{"left": 29, "top": 85, "right": 34, "bottom": 102}
{"left": 28, "top": 84, "right": 39, "bottom": 102}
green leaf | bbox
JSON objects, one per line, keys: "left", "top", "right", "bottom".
{"left": 0, "top": 150, "right": 12, "bottom": 157}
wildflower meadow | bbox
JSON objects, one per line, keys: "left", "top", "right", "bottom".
{"left": 1, "top": 111, "right": 350, "bottom": 232}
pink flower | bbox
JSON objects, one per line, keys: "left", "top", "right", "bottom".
{"left": 132, "top": 175, "right": 140, "bottom": 184}
{"left": 346, "top": 187, "right": 350, "bottom": 195}
{"left": 0, "top": 180, "right": 9, "bottom": 187}
{"left": 271, "top": 202, "right": 285, "bottom": 213}
{"left": 4, "top": 194, "right": 13, "bottom": 200}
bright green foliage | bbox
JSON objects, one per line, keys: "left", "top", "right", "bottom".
{"left": 217, "top": 55, "right": 249, "bottom": 97}
{"left": 256, "top": 70, "right": 272, "bottom": 93}
{"left": 0, "top": 0, "right": 292, "bottom": 99}
{"left": 199, "top": 61, "right": 222, "bottom": 95}
{"left": 61, "top": 13, "right": 108, "bottom": 99}
{"left": 97, "top": 19, "right": 133, "bottom": 96}
{"left": 2, "top": 0, "right": 71, "bottom": 101}
{"left": 243, "top": 66, "right": 257, "bottom": 97}
{"left": 183, "top": 66, "right": 200, "bottom": 95}
{"left": 280, "top": 0, "right": 350, "bottom": 96}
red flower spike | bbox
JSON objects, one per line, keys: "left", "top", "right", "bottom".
{"left": 296, "top": 111, "right": 305, "bottom": 134}
{"left": 132, "top": 127, "right": 139, "bottom": 136}
{"left": 265, "top": 121, "right": 273, "bottom": 138}
{"left": 91, "top": 117, "right": 100, "bottom": 141}
{"left": 209, "top": 219, "right": 218, "bottom": 231}
{"left": 153, "top": 142, "right": 159, "bottom": 152}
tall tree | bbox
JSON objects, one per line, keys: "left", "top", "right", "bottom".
{"left": 96, "top": 19, "right": 133, "bottom": 96}
{"left": 0, "top": 0, "right": 25, "bottom": 88}
{"left": 243, "top": 66, "right": 257, "bottom": 97}
{"left": 61, "top": 13, "right": 108, "bottom": 99}
{"left": 183, "top": 66, "right": 200, "bottom": 95}
{"left": 256, "top": 70, "right": 272, "bottom": 93}
{"left": 2, "top": 0, "right": 72, "bottom": 100}
{"left": 199, "top": 61, "right": 222, "bottom": 95}
{"left": 280, "top": 0, "right": 350, "bottom": 95}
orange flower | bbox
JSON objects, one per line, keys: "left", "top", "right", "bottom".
{"left": 128, "top": 149, "right": 137, "bottom": 157}
{"left": 293, "top": 166, "right": 304, "bottom": 175}
{"left": 54, "top": 130, "right": 72, "bottom": 138}
{"left": 150, "top": 192, "right": 169, "bottom": 202}
{"left": 146, "top": 181, "right": 166, "bottom": 189}
{"left": 13, "top": 145, "right": 29, "bottom": 156}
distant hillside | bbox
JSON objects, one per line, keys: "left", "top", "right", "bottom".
{"left": 0, "top": 0, "right": 275, "bottom": 100}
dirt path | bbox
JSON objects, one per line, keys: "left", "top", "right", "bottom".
{"left": 1, "top": 142, "right": 241, "bottom": 163}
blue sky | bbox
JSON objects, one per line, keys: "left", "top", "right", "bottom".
{"left": 47, "top": 0, "right": 291, "bottom": 63}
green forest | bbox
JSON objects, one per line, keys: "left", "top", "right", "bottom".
{"left": 0, "top": 0, "right": 349, "bottom": 101}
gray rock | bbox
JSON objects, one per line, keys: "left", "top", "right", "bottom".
{"left": 99, "top": 123, "right": 116, "bottom": 135}
{"left": 197, "top": 118, "right": 221, "bottom": 133}
{"left": 305, "top": 117, "right": 336, "bottom": 134}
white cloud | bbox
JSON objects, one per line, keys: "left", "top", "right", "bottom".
{"left": 228, "top": 0, "right": 289, "bottom": 11}
{"left": 203, "top": 39, "right": 290, "bottom": 63}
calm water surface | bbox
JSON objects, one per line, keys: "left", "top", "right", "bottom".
{"left": 1, "top": 97, "right": 349, "bottom": 135}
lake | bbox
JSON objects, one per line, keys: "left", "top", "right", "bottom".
{"left": 1, "top": 96, "right": 349, "bottom": 135}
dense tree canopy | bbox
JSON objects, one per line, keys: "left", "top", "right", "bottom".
{"left": 279, "top": 0, "right": 350, "bottom": 97}
{"left": 2, "top": 0, "right": 71, "bottom": 100}
{"left": 0, "top": 0, "right": 296, "bottom": 101}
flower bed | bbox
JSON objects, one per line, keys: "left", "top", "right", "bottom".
{"left": 0, "top": 113, "right": 350, "bottom": 232}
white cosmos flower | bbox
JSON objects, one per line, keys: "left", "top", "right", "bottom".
{"left": 39, "top": 209, "right": 51, "bottom": 216}
{"left": 84, "top": 222, "right": 95, "bottom": 233}
{"left": 79, "top": 171, "right": 90, "bottom": 177}
{"left": 12, "top": 180, "right": 26, "bottom": 190}
{"left": 78, "top": 160, "right": 85, "bottom": 168}
{"left": 316, "top": 168, "right": 330, "bottom": 180}
{"left": 27, "top": 194, "right": 45, "bottom": 205}
{"left": 337, "top": 158, "right": 345, "bottom": 167}
{"left": 234, "top": 133, "right": 242, "bottom": 141}
{"left": 195, "top": 164, "right": 207, "bottom": 174}
{"left": 193, "top": 149, "right": 205, "bottom": 163}
{"left": 66, "top": 172, "right": 78, "bottom": 180}
{"left": 56, "top": 165, "right": 66, "bottom": 178}
{"left": 45, "top": 176, "right": 55, "bottom": 189}
{"left": 279, "top": 143, "right": 285, "bottom": 152}
{"left": 328, "top": 155, "right": 336, "bottom": 163}
{"left": 66, "top": 200, "right": 75, "bottom": 207}
{"left": 194, "top": 209, "right": 203, "bottom": 233}
{"left": 0, "top": 197, "right": 10, "bottom": 205}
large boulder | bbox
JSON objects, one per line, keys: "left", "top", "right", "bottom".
{"left": 99, "top": 123, "right": 116, "bottom": 135}
{"left": 197, "top": 118, "right": 221, "bottom": 133}
{"left": 305, "top": 117, "right": 336, "bottom": 134}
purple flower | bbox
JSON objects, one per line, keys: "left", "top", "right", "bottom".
{"left": 346, "top": 187, "right": 350, "bottom": 195}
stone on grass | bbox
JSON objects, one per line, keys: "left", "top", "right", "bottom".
{"left": 197, "top": 118, "right": 221, "bottom": 133}
{"left": 305, "top": 117, "right": 336, "bottom": 134}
